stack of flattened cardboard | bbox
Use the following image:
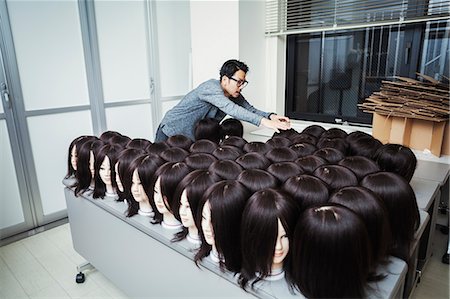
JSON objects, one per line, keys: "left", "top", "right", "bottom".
{"left": 358, "top": 74, "right": 449, "bottom": 121}
{"left": 359, "top": 74, "right": 450, "bottom": 156}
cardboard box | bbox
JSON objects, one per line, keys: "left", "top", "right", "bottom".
{"left": 372, "top": 113, "right": 449, "bottom": 157}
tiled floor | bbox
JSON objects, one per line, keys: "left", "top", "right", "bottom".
{"left": 0, "top": 222, "right": 448, "bottom": 298}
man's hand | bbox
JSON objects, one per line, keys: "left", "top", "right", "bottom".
{"left": 260, "top": 117, "right": 291, "bottom": 133}
{"left": 269, "top": 114, "right": 290, "bottom": 124}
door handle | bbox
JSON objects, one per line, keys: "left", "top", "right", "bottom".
{"left": 3, "top": 90, "right": 11, "bottom": 109}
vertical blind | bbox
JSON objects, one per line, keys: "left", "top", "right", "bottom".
{"left": 266, "top": 0, "right": 450, "bottom": 35}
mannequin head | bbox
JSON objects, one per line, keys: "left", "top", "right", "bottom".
{"left": 220, "top": 118, "right": 243, "bottom": 139}
{"left": 289, "top": 142, "right": 317, "bottom": 158}
{"left": 272, "top": 128, "right": 300, "bottom": 140}
{"left": 126, "top": 138, "right": 151, "bottom": 151}
{"left": 237, "top": 169, "right": 278, "bottom": 194}
{"left": 212, "top": 146, "right": 241, "bottom": 160}
{"left": 266, "top": 136, "right": 292, "bottom": 148}
{"left": 220, "top": 136, "right": 248, "bottom": 149}
{"left": 160, "top": 147, "right": 189, "bottom": 163}
{"left": 110, "top": 135, "right": 131, "bottom": 148}
{"left": 166, "top": 134, "right": 193, "bottom": 150}
{"left": 360, "top": 172, "right": 419, "bottom": 261}
{"left": 338, "top": 156, "right": 380, "bottom": 181}
{"left": 291, "top": 133, "right": 317, "bottom": 146}
{"left": 184, "top": 153, "right": 217, "bottom": 170}
{"left": 239, "top": 189, "right": 299, "bottom": 289}
{"left": 146, "top": 141, "right": 170, "bottom": 155}
{"left": 208, "top": 159, "right": 243, "bottom": 180}
{"left": 235, "top": 152, "right": 270, "bottom": 170}
{"left": 329, "top": 186, "right": 391, "bottom": 268}
{"left": 149, "top": 162, "right": 191, "bottom": 225}
{"left": 195, "top": 180, "right": 250, "bottom": 273}
{"left": 194, "top": 118, "right": 221, "bottom": 143}
{"left": 317, "top": 137, "right": 349, "bottom": 155}
{"left": 282, "top": 174, "right": 329, "bottom": 213}
{"left": 267, "top": 162, "right": 303, "bottom": 184}
{"left": 172, "top": 170, "right": 221, "bottom": 242}
{"left": 66, "top": 135, "right": 95, "bottom": 179}
{"left": 74, "top": 138, "right": 103, "bottom": 196}
{"left": 302, "top": 124, "right": 325, "bottom": 138}
{"left": 347, "top": 135, "right": 382, "bottom": 158}
{"left": 374, "top": 143, "right": 416, "bottom": 182}
{"left": 320, "top": 127, "right": 348, "bottom": 139}
{"left": 189, "top": 139, "right": 218, "bottom": 154}
{"left": 115, "top": 149, "right": 147, "bottom": 202}
{"left": 99, "top": 130, "right": 122, "bottom": 144}
{"left": 126, "top": 154, "right": 163, "bottom": 217}
{"left": 93, "top": 144, "right": 123, "bottom": 198}
{"left": 295, "top": 155, "right": 326, "bottom": 173}
{"left": 313, "top": 147, "right": 345, "bottom": 164}
{"left": 291, "top": 204, "right": 371, "bottom": 298}
{"left": 243, "top": 141, "right": 271, "bottom": 155}
{"left": 313, "top": 165, "right": 358, "bottom": 192}
{"left": 265, "top": 147, "right": 298, "bottom": 163}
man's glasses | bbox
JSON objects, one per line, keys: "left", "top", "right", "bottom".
{"left": 229, "top": 77, "right": 248, "bottom": 88}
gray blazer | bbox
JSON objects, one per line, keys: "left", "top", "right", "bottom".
{"left": 159, "top": 79, "right": 271, "bottom": 140}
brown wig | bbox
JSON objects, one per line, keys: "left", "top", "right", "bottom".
{"left": 184, "top": 153, "right": 217, "bottom": 170}
{"left": 265, "top": 147, "right": 298, "bottom": 163}
{"left": 208, "top": 160, "right": 243, "bottom": 180}
{"left": 313, "top": 164, "right": 358, "bottom": 192}
{"left": 172, "top": 170, "right": 221, "bottom": 242}
{"left": 338, "top": 156, "right": 380, "bottom": 181}
{"left": 291, "top": 204, "right": 371, "bottom": 298}
{"left": 75, "top": 139, "right": 104, "bottom": 196}
{"left": 239, "top": 189, "right": 299, "bottom": 289}
{"left": 295, "top": 155, "right": 326, "bottom": 174}
{"left": 360, "top": 172, "right": 420, "bottom": 262}
{"left": 329, "top": 186, "right": 391, "bottom": 272}
{"left": 115, "top": 148, "right": 146, "bottom": 202}
{"left": 282, "top": 174, "right": 329, "bottom": 213}
{"left": 66, "top": 135, "right": 96, "bottom": 179}
{"left": 189, "top": 139, "right": 218, "bottom": 154}
{"left": 195, "top": 180, "right": 250, "bottom": 273}
{"left": 237, "top": 169, "right": 278, "bottom": 194}
{"left": 166, "top": 134, "right": 193, "bottom": 149}
{"left": 373, "top": 143, "right": 417, "bottom": 182}
{"left": 93, "top": 144, "right": 123, "bottom": 199}
{"left": 243, "top": 141, "right": 271, "bottom": 155}
{"left": 235, "top": 152, "right": 270, "bottom": 170}
{"left": 194, "top": 118, "right": 221, "bottom": 143}
{"left": 267, "top": 162, "right": 303, "bottom": 184}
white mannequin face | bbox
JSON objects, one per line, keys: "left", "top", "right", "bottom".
{"left": 201, "top": 201, "right": 214, "bottom": 246}
{"left": 89, "top": 150, "right": 95, "bottom": 177}
{"left": 179, "top": 189, "right": 195, "bottom": 228}
{"left": 131, "top": 169, "right": 149, "bottom": 203}
{"left": 99, "top": 156, "right": 112, "bottom": 185}
{"left": 272, "top": 218, "right": 289, "bottom": 270}
{"left": 153, "top": 177, "right": 169, "bottom": 214}
{"left": 115, "top": 162, "right": 124, "bottom": 192}
{"left": 70, "top": 145, "right": 77, "bottom": 171}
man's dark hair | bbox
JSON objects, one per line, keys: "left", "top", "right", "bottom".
{"left": 220, "top": 59, "right": 249, "bottom": 80}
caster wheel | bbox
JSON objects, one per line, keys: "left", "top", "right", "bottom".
{"left": 76, "top": 272, "right": 85, "bottom": 283}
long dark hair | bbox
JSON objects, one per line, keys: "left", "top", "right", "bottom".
{"left": 360, "top": 172, "right": 420, "bottom": 262}
{"left": 329, "top": 186, "right": 391, "bottom": 276}
{"left": 295, "top": 155, "right": 326, "bottom": 173}
{"left": 172, "top": 170, "right": 221, "bottom": 242}
{"left": 208, "top": 160, "right": 243, "bottom": 180}
{"left": 115, "top": 148, "right": 146, "bottom": 202}
{"left": 313, "top": 164, "right": 358, "bottom": 192}
{"left": 235, "top": 152, "right": 270, "bottom": 170}
{"left": 212, "top": 146, "right": 242, "bottom": 160}
{"left": 220, "top": 136, "right": 248, "bottom": 148}
{"left": 74, "top": 139, "right": 104, "bottom": 196}
{"left": 93, "top": 144, "right": 123, "bottom": 199}
{"left": 265, "top": 147, "right": 298, "bottom": 163}
{"left": 267, "top": 162, "right": 303, "bottom": 184}
{"left": 301, "top": 124, "right": 325, "bottom": 138}
{"left": 317, "top": 137, "right": 349, "bottom": 155}
{"left": 148, "top": 162, "right": 191, "bottom": 224}
{"left": 290, "top": 204, "right": 371, "bottom": 298}
{"left": 338, "top": 156, "right": 380, "bottom": 181}
{"left": 374, "top": 143, "right": 417, "bottom": 182}
{"left": 289, "top": 142, "right": 317, "bottom": 158}
{"left": 166, "top": 134, "right": 193, "bottom": 150}
{"left": 347, "top": 135, "right": 382, "bottom": 158}
{"left": 184, "top": 153, "right": 217, "bottom": 170}
{"left": 160, "top": 147, "right": 189, "bottom": 162}
{"left": 282, "top": 174, "right": 329, "bottom": 213}
{"left": 194, "top": 180, "right": 250, "bottom": 273}
{"left": 66, "top": 135, "right": 92, "bottom": 179}
{"left": 194, "top": 118, "right": 221, "bottom": 143}
{"left": 220, "top": 118, "right": 243, "bottom": 139}
{"left": 266, "top": 136, "right": 292, "bottom": 148}
{"left": 313, "top": 147, "right": 345, "bottom": 164}
{"left": 237, "top": 169, "right": 278, "bottom": 194}
{"left": 126, "top": 138, "right": 151, "bottom": 151}
{"left": 239, "top": 189, "right": 299, "bottom": 289}
{"left": 126, "top": 154, "right": 164, "bottom": 217}
{"left": 243, "top": 141, "right": 271, "bottom": 154}
{"left": 189, "top": 139, "right": 218, "bottom": 154}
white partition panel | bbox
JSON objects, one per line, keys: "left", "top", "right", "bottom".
{"left": 105, "top": 104, "right": 153, "bottom": 140}
{"left": 94, "top": 1, "right": 150, "bottom": 103}
{"left": 155, "top": 1, "right": 191, "bottom": 97}
{"left": 27, "top": 111, "right": 93, "bottom": 216}
{"left": 7, "top": 0, "right": 89, "bottom": 110}
{"left": 0, "top": 120, "right": 24, "bottom": 229}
